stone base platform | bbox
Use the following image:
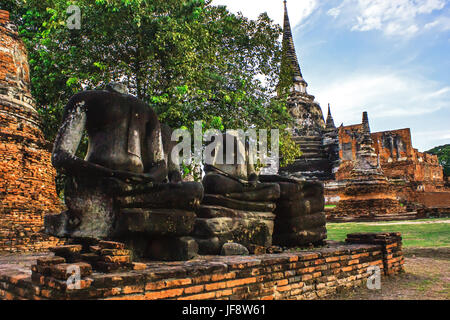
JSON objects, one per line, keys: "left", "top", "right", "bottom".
{"left": 0, "top": 233, "right": 404, "bottom": 300}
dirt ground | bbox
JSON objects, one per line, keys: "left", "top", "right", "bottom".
{"left": 325, "top": 247, "right": 450, "bottom": 300}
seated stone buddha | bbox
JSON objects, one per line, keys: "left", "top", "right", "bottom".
{"left": 192, "top": 131, "right": 281, "bottom": 254}
{"left": 44, "top": 83, "right": 203, "bottom": 260}
{"left": 203, "top": 131, "right": 281, "bottom": 206}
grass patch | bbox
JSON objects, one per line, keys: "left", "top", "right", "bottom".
{"left": 326, "top": 219, "right": 450, "bottom": 247}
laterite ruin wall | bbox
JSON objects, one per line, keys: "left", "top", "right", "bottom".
{"left": 0, "top": 233, "right": 404, "bottom": 300}
{"left": 336, "top": 126, "right": 443, "bottom": 189}
{"left": 0, "top": 10, "right": 64, "bottom": 253}
{"left": 326, "top": 124, "right": 448, "bottom": 212}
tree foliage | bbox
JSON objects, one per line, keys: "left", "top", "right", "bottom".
{"left": 4, "top": 0, "right": 301, "bottom": 168}
{"left": 426, "top": 144, "right": 450, "bottom": 177}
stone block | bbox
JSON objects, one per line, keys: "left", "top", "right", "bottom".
{"left": 146, "top": 236, "right": 198, "bottom": 261}
{"left": 273, "top": 226, "right": 327, "bottom": 247}
{"left": 192, "top": 211, "right": 275, "bottom": 254}
{"left": 115, "top": 209, "right": 196, "bottom": 237}
{"left": 202, "top": 194, "right": 276, "bottom": 212}
{"left": 274, "top": 212, "right": 327, "bottom": 233}
{"left": 221, "top": 243, "right": 249, "bottom": 256}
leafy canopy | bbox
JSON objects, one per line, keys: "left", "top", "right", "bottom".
{"left": 426, "top": 144, "right": 450, "bottom": 177}
{"left": 4, "top": 0, "right": 301, "bottom": 168}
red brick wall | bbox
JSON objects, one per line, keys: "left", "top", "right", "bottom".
{"left": 0, "top": 234, "right": 404, "bottom": 300}
{"left": 0, "top": 10, "right": 64, "bottom": 253}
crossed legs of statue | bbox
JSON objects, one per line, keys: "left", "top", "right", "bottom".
{"left": 112, "top": 180, "right": 203, "bottom": 210}
{"left": 60, "top": 176, "right": 203, "bottom": 239}
{"left": 202, "top": 173, "right": 280, "bottom": 202}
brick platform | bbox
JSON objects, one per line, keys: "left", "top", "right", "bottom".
{"left": 0, "top": 233, "right": 404, "bottom": 300}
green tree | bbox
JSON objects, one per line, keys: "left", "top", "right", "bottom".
{"left": 4, "top": 0, "right": 301, "bottom": 168}
{"left": 426, "top": 144, "right": 450, "bottom": 177}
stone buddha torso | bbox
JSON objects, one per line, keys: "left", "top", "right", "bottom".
{"left": 78, "top": 90, "right": 164, "bottom": 177}
{"left": 209, "top": 131, "right": 253, "bottom": 182}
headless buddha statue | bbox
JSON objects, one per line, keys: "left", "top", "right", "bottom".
{"left": 192, "top": 132, "right": 281, "bottom": 254}
{"left": 45, "top": 83, "right": 203, "bottom": 241}
{"left": 203, "top": 131, "right": 280, "bottom": 203}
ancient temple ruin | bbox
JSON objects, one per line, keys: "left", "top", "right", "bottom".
{"left": 325, "top": 113, "right": 449, "bottom": 218}
{"left": 331, "top": 112, "right": 404, "bottom": 219}
{"left": 275, "top": 2, "right": 448, "bottom": 218}
{"left": 0, "top": 10, "right": 63, "bottom": 253}
{"left": 279, "top": 1, "right": 339, "bottom": 181}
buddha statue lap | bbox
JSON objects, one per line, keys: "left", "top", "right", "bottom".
{"left": 192, "top": 132, "right": 281, "bottom": 254}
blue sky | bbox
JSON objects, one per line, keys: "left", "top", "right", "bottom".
{"left": 212, "top": 0, "right": 450, "bottom": 151}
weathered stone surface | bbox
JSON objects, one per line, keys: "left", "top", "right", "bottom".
{"left": 277, "top": 181, "right": 303, "bottom": 199}
{"left": 49, "top": 245, "right": 83, "bottom": 263}
{"left": 247, "top": 244, "right": 267, "bottom": 255}
{"left": 274, "top": 212, "right": 327, "bottom": 233}
{"left": 98, "top": 240, "right": 125, "bottom": 250}
{"left": 202, "top": 194, "right": 276, "bottom": 212}
{"left": 49, "top": 245, "right": 82, "bottom": 255}
{"left": 277, "top": 3, "right": 339, "bottom": 181}
{"left": 192, "top": 205, "right": 275, "bottom": 255}
{"left": 43, "top": 79, "right": 203, "bottom": 260}
{"left": 36, "top": 256, "right": 66, "bottom": 267}
{"left": 0, "top": 233, "right": 404, "bottom": 300}
{"left": 194, "top": 237, "right": 221, "bottom": 255}
{"left": 49, "top": 262, "right": 92, "bottom": 280}
{"left": 275, "top": 197, "right": 324, "bottom": 217}
{"left": 220, "top": 242, "right": 249, "bottom": 256}
{"left": 269, "top": 178, "right": 327, "bottom": 247}
{"left": 115, "top": 209, "right": 196, "bottom": 237}
{"left": 146, "top": 237, "right": 198, "bottom": 261}
{"left": 273, "top": 227, "right": 327, "bottom": 247}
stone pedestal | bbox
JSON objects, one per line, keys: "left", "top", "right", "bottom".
{"left": 192, "top": 197, "right": 276, "bottom": 255}
{"left": 272, "top": 181, "right": 327, "bottom": 246}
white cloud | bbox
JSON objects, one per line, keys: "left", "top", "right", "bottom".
{"left": 327, "top": 7, "right": 341, "bottom": 18}
{"left": 311, "top": 71, "right": 450, "bottom": 125}
{"left": 309, "top": 71, "right": 450, "bottom": 151}
{"left": 412, "top": 130, "right": 450, "bottom": 151}
{"left": 425, "top": 15, "right": 450, "bottom": 31}
{"left": 327, "top": 0, "right": 446, "bottom": 36}
{"left": 211, "top": 0, "right": 318, "bottom": 27}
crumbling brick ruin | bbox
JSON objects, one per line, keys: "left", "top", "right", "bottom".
{"left": 336, "top": 126, "right": 444, "bottom": 191}
{"left": 0, "top": 10, "right": 64, "bottom": 253}
{"left": 329, "top": 112, "right": 404, "bottom": 220}
{"left": 325, "top": 117, "right": 449, "bottom": 219}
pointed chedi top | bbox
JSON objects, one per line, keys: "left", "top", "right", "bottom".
{"left": 361, "top": 111, "right": 374, "bottom": 146}
{"left": 281, "top": 0, "right": 308, "bottom": 93}
{"left": 325, "top": 103, "right": 336, "bottom": 130}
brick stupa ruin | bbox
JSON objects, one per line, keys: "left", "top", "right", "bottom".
{"left": 331, "top": 112, "right": 404, "bottom": 219}
{"left": 325, "top": 114, "right": 449, "bottom": 220}
{"left": 279, "top": 1, "right": 339, "bottom": 181}
{"left": 0, "top": 10, "right": 63, "bottom": 253}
